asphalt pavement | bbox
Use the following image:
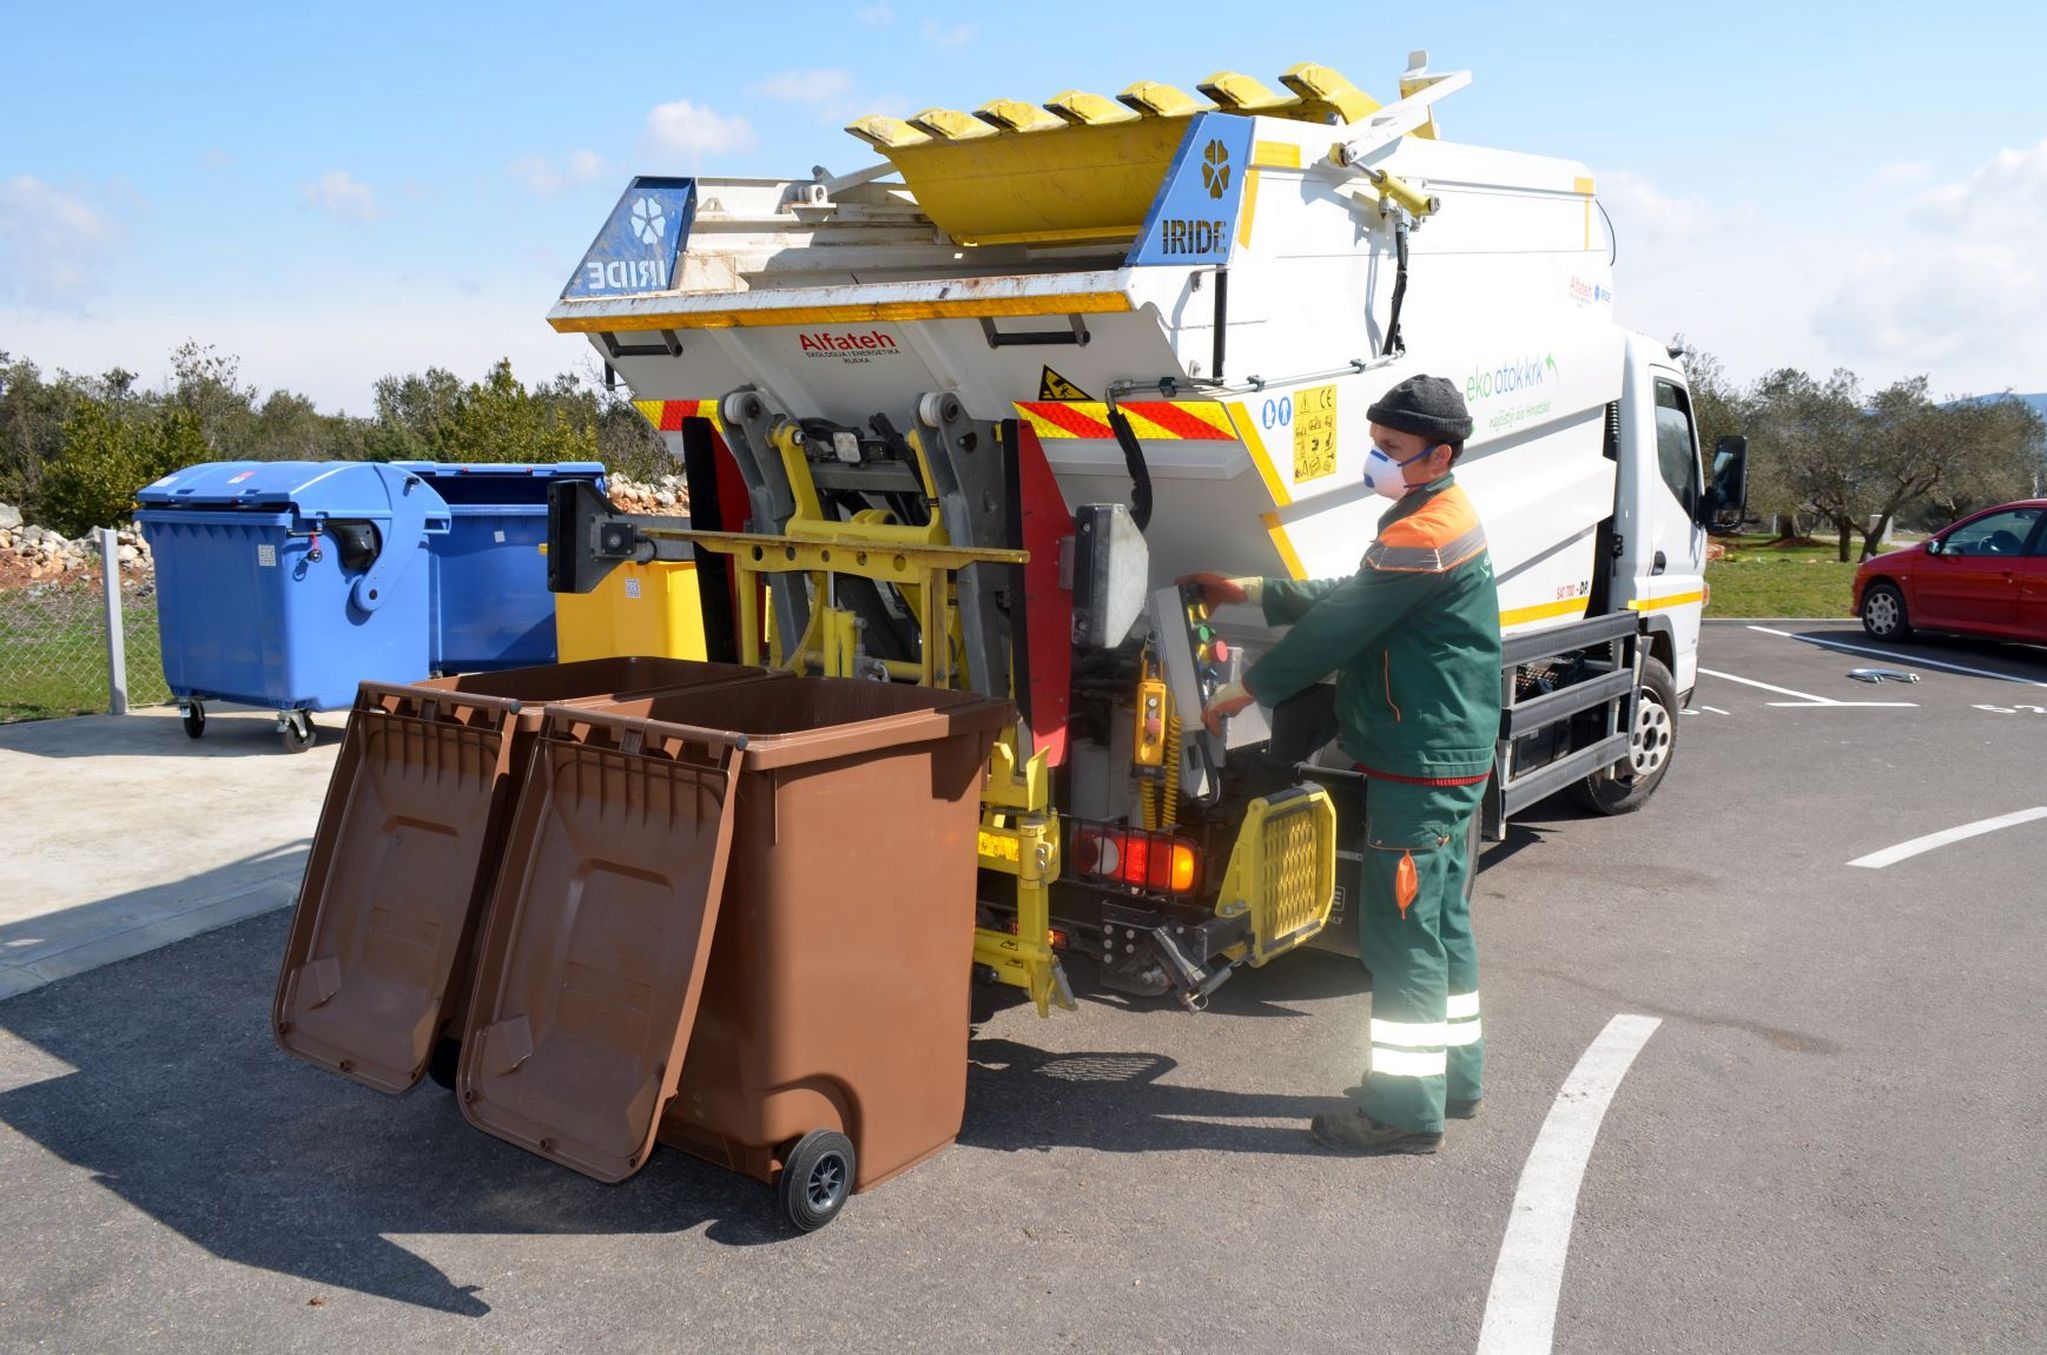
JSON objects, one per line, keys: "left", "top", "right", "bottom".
{"left": 0, "top": 619, "right": 2041, "bottom": 1352}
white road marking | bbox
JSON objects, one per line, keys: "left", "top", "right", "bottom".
{"left": 1974, "top": 703, "right": 2047, "bottom": 715}
{"left": 1475, "top": 1014, "right": 1662, "bottom": 1355}
{"left": 1747, "top": 625, "right": 2047, "bottom": 689}
{"left": 1846, "top": 807, "right": 2047, "bottom": 869}
{"left": 1697, "top": 667, "right": 1917, "bottom": 708}
{"left": 1700, "top": 705, "right": 1730, "bottom": 715}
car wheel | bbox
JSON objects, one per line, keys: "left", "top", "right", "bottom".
{"left": 1570, "top": 657, "right": 1678, "bottom": 816}
{"left": 1861, "top": 582, "right": 1911, "bottom": 640}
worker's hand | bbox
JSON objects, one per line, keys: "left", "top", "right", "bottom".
{"left": 1202, "top": 680, "right": 1255, "bottom": 735}
{"left": 1178, "top": 572, "right": 1263, "bottom": 608}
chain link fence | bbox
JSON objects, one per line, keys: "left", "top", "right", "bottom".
{"left": 0, "top": 545, "right": 169, "bottom": 723}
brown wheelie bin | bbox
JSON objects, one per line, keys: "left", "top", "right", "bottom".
{"left": 273, "top": 657, "right": 784, "bottom": 1095}
{"left": 458, "top": 676, "right": 1011, "bottom": 1231}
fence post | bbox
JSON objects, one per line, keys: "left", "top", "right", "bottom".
{"left": 98, "top": 527, "right": 128, "bottom": 716}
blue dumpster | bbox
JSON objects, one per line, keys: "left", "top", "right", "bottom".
{"left": 135, "top": 461, "right": 451, "bottom": 750}
{"left": 390, "top": 461, "right": 606, "bottom": 673}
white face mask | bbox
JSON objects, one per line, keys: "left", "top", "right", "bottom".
{"left": 1362, "top": 444, "right": 1434, "bottom": 500}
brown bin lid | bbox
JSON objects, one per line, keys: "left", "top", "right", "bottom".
{"left": 274, "top": 684, "right": 521, "bottom": 1093}
{"left": 458, "top": 716, "right": 746, "bottom": 1182}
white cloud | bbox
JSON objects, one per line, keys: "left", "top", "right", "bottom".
{"left": 752, "top": 69, "right": 856, "bottom": 104}
{"left": 0, "top": 175, "right": 119, "bottom": 308}
{"left": 641, "top": 100, "right": 757, "bottom": 164}
{"left": 1604, "top": 140, "right": 2047, "bottom": 399}
{"left": 921, "top": 20, "right": 973, "bottom": 47}
{"left": 300, "top": 169, "right": 378, "bottom": 224}
{"left": 511, "top": 148, "right": 609, "bottom": 195}
{"left": 857, "top": 4, "right": 892, "bottom": 24}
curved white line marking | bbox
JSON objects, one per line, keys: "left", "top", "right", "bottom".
{"left": 1475, "top": 1014, "right": 1661, "bottom": 1355}
{"left": 1847, "top": 807, "right": 2047, "bottom": 868}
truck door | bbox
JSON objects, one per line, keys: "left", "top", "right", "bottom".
{"left": 1618, "top": 367, "right": 1709, "bottom": 691}
{"left": 1918, "top": 506, "right": 2040, "bottom": 635}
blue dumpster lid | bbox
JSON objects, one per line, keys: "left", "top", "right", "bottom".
{"left": 136, "top": 461, "right": 449, "bottom": 520}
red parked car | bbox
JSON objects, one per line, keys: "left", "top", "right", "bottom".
{"left": 1854, "top": 499, "right": 2047, "bottom": 643}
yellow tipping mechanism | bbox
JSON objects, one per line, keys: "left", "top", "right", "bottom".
{"left": 667, "top": 426, "right": 1072, "bottom": 1014}
{"left": 1195, "top": 71, "right": 1288, "bottom": 111}
{"left": 1117, "top": 80, "right": 1208, "bottom": 118}
{"left": 1044, "top": 90, "right": 1137, "bottom": 126}
{"left": 1217, "top": 787, "right": 1338, "bottom": 967}
{"left": 1280, "top": 63, "right": 1381, "bottom": 123}
{"left": 844, "top": 60, "right": 1419, "bottom": 247}
{"left": 977, "top": 99, "right": 1065, "bottom": 134}
{"left": 907, "top": 108, "right": 997, "bottom": 141}
{"left": 975, "top": 735, "right": 1074, "bottom": 1015}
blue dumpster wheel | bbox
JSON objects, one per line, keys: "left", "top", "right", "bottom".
{"left": 777, "top": 1129, "right": 855, "bottom": 1232}
{"left": 281, "top": 712, "right": 317, "bottom": 754}
{"left": 181, "top": 703, "right": 206, "bottom": 740}
{"left": 426, "top": 1037, "right": 462, "bottom": 1091}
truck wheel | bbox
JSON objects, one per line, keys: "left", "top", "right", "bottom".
{"left": 1570, "top": 657, "right": 1677, "bottom": 816}
{"left": 778, "top": 1130, "right": 855, "bottom": 1232}
{"left": 1860, "top": 582, "right": 1911, "bottom": 640}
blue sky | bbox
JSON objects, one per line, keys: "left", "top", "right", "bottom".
{"left": 2, "top": 0, "right": 2043, "bottom": 412}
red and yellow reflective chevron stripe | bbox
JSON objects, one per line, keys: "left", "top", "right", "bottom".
{"left": 1012, "top": 400, "right": 1236, "bottom": 441}
{"left": 632, "top": 398, "right": 724, "bottom": 432}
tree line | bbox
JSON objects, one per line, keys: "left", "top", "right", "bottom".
{"left": 4, "top": 340, "right": 2041, "bottom": 559}
{"left": 0, "top": 344, "right": 670, "bottom": 537}
{"left": 1684, "top": 349, "right": 2045, "bottom": 561}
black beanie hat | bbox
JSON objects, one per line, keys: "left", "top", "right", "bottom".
{"left": 1366, "top": 375, "right": 1474, "bottom": 443}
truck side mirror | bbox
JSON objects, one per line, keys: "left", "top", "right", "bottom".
{"left": 1703, "top": 435, "right": 1750, "bottom": 528}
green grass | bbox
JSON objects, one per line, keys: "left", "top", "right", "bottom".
{"left": 1702, "top": 534, "right": 1885, "bottom": 619}
{"left": 0, "top": 585, "right": 169, "bottom": 722}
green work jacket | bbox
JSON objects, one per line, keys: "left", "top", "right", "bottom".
{"left": 1242, "top": 475, "right": 1503, "bottom": 782}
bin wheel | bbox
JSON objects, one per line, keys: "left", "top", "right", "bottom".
{"left": 777, "top": 1130, "right": 855, "bottom": 1233}
{"left": 181, "top": 704, "right": 206, "bottom": 739}
{"left": 426, "top": 1037, "right": 461, "bottom": 1091}
{"left": 281, "top": 713, "right": 317, "bottom": 754}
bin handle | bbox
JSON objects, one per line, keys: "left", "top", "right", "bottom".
{"left": 349, "top": 468, "right": 444, "bottom": 613}
{"left": 543, "top": 707, "right": 751, "bottom": 770}
{"left": 355, "top": 680, "right": 522, "bottom": 731}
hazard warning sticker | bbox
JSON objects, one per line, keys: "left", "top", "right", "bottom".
{"left": 1038, "top": 367, "right": 1093, "bottom": 402}
{"left": 1292, "top": 383, "right": 1337, "bottom": 482}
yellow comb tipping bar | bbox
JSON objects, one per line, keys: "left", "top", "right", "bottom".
{"left": 1043, "top": 90, "right": 1137, "bottom": 126}
{"left": 976, "top": 99, "right": 1065, "bottom": 133}
{"left": 1279, "top": 63, "right": 1380, "bottom": 124}
{"left": 1195, "top": 71, "right": 1288, "bottom": 110}
{"left": 1117, "top": 81, "right": 1208, "bottom": 118}
{"left": 845, "top": 114, "right": 931, "bottom": 150}
{"left": 908, "top": 108, "right": 998, "bottom": 141}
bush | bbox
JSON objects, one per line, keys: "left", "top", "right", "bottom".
{"left": 35, "top": 401, "right": 210, "bottom": 536}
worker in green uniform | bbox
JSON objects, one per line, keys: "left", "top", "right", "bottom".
{"left": 1187, "top": 375, "right": 1502, "bottom": 1155}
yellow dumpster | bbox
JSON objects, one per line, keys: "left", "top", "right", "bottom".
{"left": 555, "top": 559, "right": 707, "bottom": 662}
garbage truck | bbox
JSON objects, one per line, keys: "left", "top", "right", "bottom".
{"left": 543, "top": 52, "right": 1749, "bottom": 1013}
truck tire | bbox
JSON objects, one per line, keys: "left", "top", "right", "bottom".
{"left": 1570, "top": 656, "right": 1677, "bottom": 816}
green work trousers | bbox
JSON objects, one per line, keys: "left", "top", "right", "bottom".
{"left": 1358, "top": 777, "right": 1485, "bottom": 1133}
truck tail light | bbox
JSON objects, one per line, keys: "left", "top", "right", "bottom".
{"left": 1070, "top": 822, "right": 1201, "bottom": 895}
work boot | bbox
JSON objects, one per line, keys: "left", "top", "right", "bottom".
{"left": 1446, "top": 1097, "right": 1482, "bottom": 1120}
{"left": 1310, "top": 1109, "right": 1442, "bottom": 1155}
